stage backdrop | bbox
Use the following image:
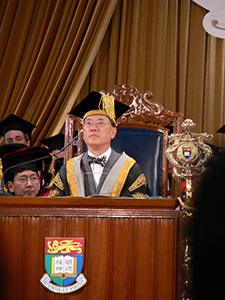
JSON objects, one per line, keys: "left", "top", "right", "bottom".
{"left": 1, "top": 0, "right": 225, "bottom": 148}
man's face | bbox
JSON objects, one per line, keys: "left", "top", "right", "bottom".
{"left": 4, "top": 130, "right": 30, "bottom": 146}
{"left": 83, "top": 115, "right": 117, "bottom": 153}
{"left": 7, "top": 170, "right": 40, "bottom": 197}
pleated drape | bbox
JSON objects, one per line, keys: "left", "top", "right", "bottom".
{"left": 0, "top": 0, "right": 118, "bottom": 143}
{"left": 1, "top": 0, "right": 225, "bottom": 148}
{"left": 82, "top": 0, "right": 225, "bottom": 147}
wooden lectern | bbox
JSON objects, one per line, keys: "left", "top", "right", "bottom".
{"left": 0, "top": 197, "right": 182, "bottom": 300}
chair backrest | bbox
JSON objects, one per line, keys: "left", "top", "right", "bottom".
{"left": 64, "top": 84, "right": 184, "bottom": 197}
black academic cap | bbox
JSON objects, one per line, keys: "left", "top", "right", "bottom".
{"left": 0, "top": 144, "right": 27, "bottom": 158}
{"left": 40, "top": 133, "right": 65, "bottom": 152}
{"left": 0, "top": 144, "right": 28, "bottom": 187}
{"left": 2, "top": 147, "right": 52, "bottom": 182}
{"left": 70, "top": 92, "right": 129, "bottom": 124}
{"left": 216, "top": 125, "right": 225, "bottom": 133}
{"left": 0, "top": 114, "right": 36, "bottom": 142}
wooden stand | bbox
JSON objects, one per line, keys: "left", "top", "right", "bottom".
{"left": 0, "top": 197, "right": 182, "bottom": 300}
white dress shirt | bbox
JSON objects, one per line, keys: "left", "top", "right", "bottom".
{"left": 88, "top": 147, "right": 112, "bottom": 186}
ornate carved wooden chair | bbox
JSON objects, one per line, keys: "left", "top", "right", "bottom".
{"left": 64, "top": 84, "right": 183, "bottom": 197}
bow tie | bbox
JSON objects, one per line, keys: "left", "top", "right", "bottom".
{"left": 87, "top": 155, "right": 107, "bottom": 167}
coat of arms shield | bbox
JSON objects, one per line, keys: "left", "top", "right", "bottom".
{"left": 40, "top": 237, "right": 87, "bottom": 294}
{"left": 182, "top": 147, "right": 192, "bottom": 159}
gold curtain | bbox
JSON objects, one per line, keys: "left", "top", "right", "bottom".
{"left": 81, "top": 0, "right": 225, "bottom": 148}
{"left": 0, "top": 0, "right": 118, "bottom": 144}
{"left": 1, "top": 0, "right": 225, "bottom": 148}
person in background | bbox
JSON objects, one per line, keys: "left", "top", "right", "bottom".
{"left": 49, "top": 91, "right": 149, "bottom": 197}
{"left": 1, "top": 147, "right": 53, "bottom": 197}
{"left": 192, "top": 151, "right": 225, "bottom": 299}
{"left": 0, "top": 114, "right": 36, "bottom": 146}
{"left": 0, "top": 144, "right": 27, "bottom": 196}
{"left": 40, "top": 133, "right": 65, "bottom": 173}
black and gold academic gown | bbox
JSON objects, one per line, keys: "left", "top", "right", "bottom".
{"left": 49, "top": 150, "right": 149, "bottom": 197}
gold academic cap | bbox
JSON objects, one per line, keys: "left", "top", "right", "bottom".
{"left": 70, "top": 92, "right": 129, "bottom": 125}
{"left": 0, "top": 114, "right": 36, "bottom": 143}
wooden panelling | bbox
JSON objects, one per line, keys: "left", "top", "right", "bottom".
{"left": 0, "top": 197, "right": 181, "bottom": 300}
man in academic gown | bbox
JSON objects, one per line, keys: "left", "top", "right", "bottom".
{"left": 1, "top": 146, "right": 54, "bottom": 197}
{"left": 49, "top": 92, "right": 149, "bottom": 197}
{"left": 40, "top": 133, "right": 65, "bottom": 174}
{"left": 0, "top": 144, "right": 26, "bottom": 196}
{"left": 0, "top": 114, "right": 36, "bottom": 146}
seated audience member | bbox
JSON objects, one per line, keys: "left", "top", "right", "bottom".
{"left": 0, "top": 114, "right": 36, "bottom": 146}
{"left": 40, "top": 133, "right": 65, "bottom": 173}
{"left": 0, "top": 144, "right": 27, "bottom": 196}
{"left": 192, "top": 151, "right": 225, "bottom": 299}
{"left": 1, "top": 147, "right": 53, "bottom": 197}
{"left": 49, "top": 92, "right": 148, "bottom": 197}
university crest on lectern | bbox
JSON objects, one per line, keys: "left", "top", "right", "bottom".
{"left": 40, "top": 237, "right": 87, "bottom": 294}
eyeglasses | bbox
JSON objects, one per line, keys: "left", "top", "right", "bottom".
{"left": 15, "top": 175, "right": 39, "bottom": 184}
{"left": 83, "top": 120, "right": 111, "bottom": 128}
